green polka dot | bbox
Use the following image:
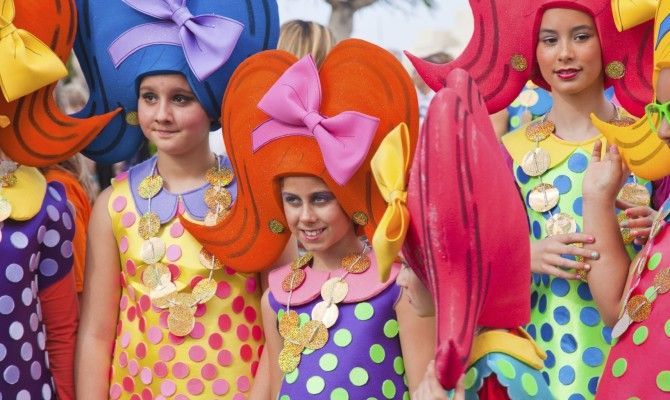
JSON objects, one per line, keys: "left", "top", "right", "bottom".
{"left": 612, "top": 358, "right": 628, "bottom": 378}
{"left": 463, "top": 367, "right": 478, "bottom": 390}
{"left": 306, "top": 376, "right": 325, "bottom": 394}
{"left": 285, "top": 368, "right": 299, "bottom": 384}
{"left": 277, "top": 309, "right": 285, "bottom": 321}
{"left": 303, "top": 348, "right": 314, "bottom": 355}
{"left": 521, "top": 373, "right": 539, "bottom": 396}
{"left": 665, "top": 320, "right": 670, "bottom": 337}
{"left": 402, "top": 392, "right": 410, "bottom": 400}
{"left": 648, "top": 252, "right": 662, "bottom": 271}
{"left": 369, "top": 344, "right": 385, "bottom": 364}
{"left": 383, "top": 320, "right": 399, "bottom": 338}
{"left": 355, "top": 302, "right": 374, "bottom": 320}
{"left": 510, "top": 115, "right": 521, "bottom": 128}
{"left": 645, "top": 286, "right": 658, "bottom": 302}
{"left": 633, "top": 326, "right": 649, "bottom": 345}
{"left": 279, "top": 396, "right": 290, "bottom": 400}
{"left": 393, "top": 356, "right": 405, "bottom": 375}
{"left": 496, "top": 359, "right": 517, "bottom": 380}
{"left": 320, "top": 353, "right": 338, "bottom": 372}
{"left": 657, "top": 371, "right": 670, "bottom": 392}
{"left": 334, "top": 329, "right": 352, "bottom": 347}
{"left": 382, "top": 380, "right": 396, "bottom": 399}
{"left": 330, "top": 388, "right": 349, "bottom": 400}
{"left": 349, "top": 367, "right": 369, "bottom": 386}
{"left": 628, "top": 397, "right": 641, "bottom": 400}
{"left": 299, "top": 313, "right": 310, "bottom": 326}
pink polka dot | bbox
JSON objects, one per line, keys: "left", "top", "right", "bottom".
{"left": 159, "top": 311, "right": 169, "bottom": 329}
{"left": 160, "top": 380, "right": 176, "bottom": 397}
{"left": 225, "top": 267, "right": 237, "bottom": 275}
{"left": 140, "top": 367, "right": 152, "bottom": 384}
{"left": 158, "top": 345, "right": 175, "bottom": 362}
{"left": 187, "top": 378, "right": 204, "bottom": 395}
{"left": 218, "top": 314, "right": 231, "bottom": 332}
{"left": 190, "top": 322, "right": 205, "bottom": 339}
{"left": 117, "top": 171, "right": 129, "bottom": 180}
{"left": 126, "top": 260, "right": 137, "bottom": 276}
{"left": 232, "top": 296, "right": 244, "bottom": 313}
{"left": 136, "top": 342, "right": 147, "bottom": 359}
{"left": 194, "top": 303, "right": 207, "bottom": 318}
{"left": 148, "top": 327, "right": 163, "bottom": 345}
{"left": 141, "top": 388, "right": 153, "bottom": 400}
{"left": 188, "top": 345, "right": 206, "bottom": 362}
{"left": 127, "top": 306, "right": 136, "bottom": 322}
{"left": 112, "top": 196, "right": 127, "bottom": 213}
{"left": 233, "top": 393, "right": 245, "bottom": 400}
{"left": 138, "top": 316, "right": 146, "bottom": 333}
{"left": 119, "top": 351, "right": 128, "bottom": 367}
{"left": 258, "top": 344, "right": 264, "bottom": 358}
{"left": 216, "top": 281, "right": 231, "bottom": 299}
{"left": 177, "top": 199, "right": 186, "bottom": 215}
{"left": 121, "top": 332, "right": 131, "bottom": 348}
{"left": 170, "top": 222, "right": 184, "bottom": 238}
{"left": 127, "top": 284, "right": 137, "bottom": 301}
{"left": 217, "top": 350, "right": 232, "bottom": 367}
{"left": 190, "top": 275, "right": 204, "bottom": 288}
{"left": 121, "top": 212, "right": 136, "bottom": 228}
{"left": 208, "top": 333, "right": 223, "bottom": 350}
{"left": 240, "top": 344, "right": 252, "bottom": 362}
{"left": 175, "top": 396, "right": 189, "bottom": 400}
{"left": 139, "top": 295, "right": 151, "bottom": 313}
{"left": 166, "top": 245, "right": 182, "bottom": 262}
{"left": 110, "top": 383, "right": 122, "bottom": 400}
{"left": 245, "top": 277, "right": 257, "bottom": 293}
{"left": 167, "top": 264, "right": 180, "bottom": 280}
{"left": 130, "top": 394, "right": 141, "bottom": 400}
{"left": 244, "top": 306, "right": 257, "bottom": 323}
{"left": 201, "top": 363, "right": 217, "bottom": 380}
{"left": 168, "top": 333, "right": 186, "bottom": 345}
{"left": 212, "top": 379, "right": 229, "bottom": 396}
{"left": 172, "top": 362, "right": 190, "bottom": 379}
{"left": 252, "top": 325, "right": 263, "bottom": 342}
{"left": 119, "top": 296, "right": 129, "bottom": 311}
{"left": 237, "top": 376, "right": 250, "bottom": 392}
{"left": 153, "top": 362, "right": 168, "bottom": 378}
{"left": 119, "top": 237, "right": 129, "bottom": 253}
{"left": 122, "top": 376, "right": 135, "bottom": 392}
{"left": 128, "top": 359, "right": 139, "bottom": 376}
{"left": 237, "top": 325, "right": 249, "bottom": 341}
{"left": 251, "top": 360, "right": 259, "bottom": 377}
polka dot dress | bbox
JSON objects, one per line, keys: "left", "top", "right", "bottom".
{"left": 107, "top": 168, "right": 262, "bottom": 399}
{"left": 597, "top": 199, "right": 670, "bottom": 398}
{"left": 0, "top": 183, "right": 74, "bottom": 399}
{"left": 503, "top": 130, "right": 651, "bottom": 400}
{"left": 269, "top": 283, "right": 409, "bottom": 399}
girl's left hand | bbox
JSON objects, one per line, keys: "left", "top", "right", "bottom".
{"left": 412, "top": 360, "right": 465, "bottom": 400}
{"left": 617, "top": 199, "right": 658, "bottom": 245}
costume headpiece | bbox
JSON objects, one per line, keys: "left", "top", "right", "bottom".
{"left": 182, "top": 39, "right": 419, "bottom": 272}
{"left": 407, "top": 0, "right": 654, "bottom": 116}
{"left": 0, "top": 0, "right": 118, "bottom": 166}
{"left": 71, "top": 0, "right": 279, "bottom": 163}
{"left": 401, "top": 68, "right": 530, "bottom": 389}
{"left": 593, "top": 0, "right": 670, "bottom": 180}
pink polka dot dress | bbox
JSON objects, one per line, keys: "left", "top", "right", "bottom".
{"left": 107, "top": 157, "right": 263, "bottom": 399}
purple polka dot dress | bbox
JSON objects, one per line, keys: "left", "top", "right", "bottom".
{"left": 0, "top": 182, "right": 75, "bottom": 400}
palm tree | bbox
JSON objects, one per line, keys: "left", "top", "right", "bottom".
{"left": 324, "top": 0, "right": 434, "bottom": 41}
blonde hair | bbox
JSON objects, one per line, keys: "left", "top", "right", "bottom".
{"left": 41, "top": 154, "right": 99, "bottom": 202}
{"left": 277, "top": 20, "right": 335, "bottom": 67}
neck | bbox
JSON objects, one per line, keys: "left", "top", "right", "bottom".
{"left": 311, "top": 232, "right": 365, "bottom": 272}
{"left": 155, "top": 144, "right": 215, "bottom": 193}
{"left": 549, "top": 84, "right": 613, "bottom": 142}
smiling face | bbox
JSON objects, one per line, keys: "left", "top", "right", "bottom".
{"left": 536, "top": 8, "right": 604, "bottom": 97}
{"left": 138, "top": 74, "right": 212, "bottom": 156}
{"left": 396, "top": 264, "right": 435, "bottom": 317}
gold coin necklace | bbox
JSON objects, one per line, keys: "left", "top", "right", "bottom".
{"left": 277, "top": 244, "right": 371, "bottom": 374}
{"left": 0, "top": 160, "right": 18, "bottom": 222}
{"left": 137, "top": 156, "right": 234, "bottom": 336}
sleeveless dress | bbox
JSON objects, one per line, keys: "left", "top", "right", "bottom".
{"left": 502, "top": 128, "right": 650, "bottom": 400}
{"left": 107, "top": 157, "right": 263, "bottom": 400}
{"left": 268, "top": 255, "right": 409, "bottom": 399}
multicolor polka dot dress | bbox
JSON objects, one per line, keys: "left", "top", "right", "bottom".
{"left": 502, "top": 129, "right": 651, "bottom": 400}
{"left": 597, "top": 198, "right": 670, "bottom": 398}
{"left": 107, "top": 157, "right": 263, "bottom": 399}
{"left": 1, "top": 177, "right": 74, "bottom": 400}
{"left": 268, "top": 257, "right": 408, "bottom": 400}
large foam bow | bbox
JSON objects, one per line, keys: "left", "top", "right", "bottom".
{"left": 371, "top": 123, "right": 411, "bottom": 282}
{"left": 612, "top": 0, "right": 658, "bottom": 31}
{"left": 0, "top": 0, "right": 67, "bottom": 101}
{"left": 107, "top": 0, "right": 243, "bottom": 81}
{"left": 252, "top": 55, "right": 379, "bottom": 185}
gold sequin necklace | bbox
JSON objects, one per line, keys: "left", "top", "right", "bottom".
{"left": 0, "top": 160, "right": 18, "bottom": 222}
{"left": 277, "top": 244, "right": 371, "bottom": 374}
{"left": 136, "top": 156, "right": 234, "bottom": 336}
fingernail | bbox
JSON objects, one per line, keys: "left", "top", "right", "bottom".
{"left": 584, "top": 264, "right": 591, "bottom": 271}
{"left": 591, "top": 251, "right": 599, "bottom": 260}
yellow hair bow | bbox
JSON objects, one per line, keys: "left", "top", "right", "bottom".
{"left": 371, "top": 123, "right": 412, "bottom": 282}
{"left": 0, "top": 0, "right": 68, "bottom": 101}
{"left": 611, "top": 0, "right": 657, "bottom": 32}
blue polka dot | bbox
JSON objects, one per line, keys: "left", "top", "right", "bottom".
{"left": 553, "top": 306, "right": 571, "bottom": 325}
{"left": 538, "top": 295, "right": 547, "bottom": 313}
{"left": 527, "top": 324, "right": 537, "bottom": 339}
{"left": 572, "top": 197, "right": 583, "bottom": 216}
{"left": 540, "top": 323, "right": 554, "bottom": 341}
{"left": 561, "top": 333, "right": 578, "bottom": 353}
{"left": 530, "top": 292, "right": 538, "bottom": 309}
{"left": 568, "top": 395, "right": 586, "bottom": 400}
{"left": 602, "top": 326, "right": 613, "bottom": 345}
{"left": 544, "top": 350, "right": 556, "bottom": 368}
{"left": 582, "top": 347, "right": 604, "bottom": 367}
{"left": 577, "top": 283, "right": 593, "bottom": 301}
{"left": 553, "top": 175, "right": 573, "bottom": 194}
{"left": 532, "top": 273, "right": 541, "bottom": 285}
{"left": 532, "top": 221, "right": 542, "bottom": 239}
{"left": 550, "top": 278, "right": 570, "bottom": 297}
{"left": 516, "top": 166, "right": 530, "bottom": 184}
{"left": 588, "top": 377, "right": 599, "bottom": 395}
{"left": 580, "top": 307, "right": 601, "bottom": 327}
{"left": 541, "top": 274, "right": 550, "bottom": 287}
{"left": 559, "top": 365, "right": 576, "bottom": 385}
{"left": 542, "top": 371, "right": 550, "bottom": 385}
{"left": 568, "top": 152, "right": 588, "bottom": 173}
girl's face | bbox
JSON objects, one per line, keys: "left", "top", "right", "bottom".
{"left": 138, "top": 74, "right": 212, "bottom": 156}
{"left": 536, "top": 8, "right": 604, "bottom": 96}
{"left": 656, "top": 68, "right": 670, "bottom": 146}
{"left": 396, "top": 265, "right": 435, "bottom": 317}
{"left": 281, "top": 176, "right": 356, "bottom": 254}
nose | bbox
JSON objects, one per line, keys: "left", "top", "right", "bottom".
{"left": 659, "top": 119, "right": 670, "bottom": 142}
{"left": 154, "top": 99, "right": 173, "bottom": 123}
{"left": 299, "top": 203, "right": 318, "bottom": 223}
{"left": 557, "top": 39, "right": 574, "bottom": 63}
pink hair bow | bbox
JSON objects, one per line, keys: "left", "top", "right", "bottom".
{"left": 251, "top": 55, "right": 379, "bottom": 185}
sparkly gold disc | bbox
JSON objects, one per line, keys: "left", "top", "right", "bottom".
{"left": 606, "top": 61, "right": 625, "bottom": 79}
{"left": 654, "top": 269, "right": 670, "bottom": 294}
{"left": 301, "top": 320, "right": 328, "bottom": 350}
{"left": 206, "top": 167, "right": 234, "bottom": 186}
{"left": 546, "top": 213, "right": 577, "bottom": 236}
{"left": 167, "top": 304, "right": 195, "bottom": 336}
{"left": 510, "top": 54, "right": 528, "bottom": 72}
{"left": 142, "top": 263, "right": 170, "bottom": 289}
{"left": 152, "top": 291, "right": 177, "bottom": 309}
{"left": 618, "top": 183, "right": 651, "bottom": 207}
{"left": 192, "top": 279, "right": 217, "bottom": 304}
{"left": 199, "top": 248, "right": 224, "bottom": 270}
{"left": 279, "top": 310, "right": 300, "bottom": 337}
{"left": 278, "top": 347, "right": 301, "bottom": 373}
{"left": 320, "top": 278, "right": 348, "bottom": 304}
{"left": 311, "top": 301, "right": 339, "bottom": 329}
{"left": 282, "top": 269, "right": 306, "bottom": 292}
{"left": 528, "top": 183, "right": 560, "bottom": 213}
{"left": 609, "top": 116, "right": 635, "bottom": 127}
{"left": 292, "top": 253, "right": 313, "bottom": 270}
{"left": 0, "top": 173, "right": 17, "bottom": 188}
{"left": 352, "top": 211, "right": 368, "bottom": 226}
{"left": 204, "top": 210, "right": 227, "bottom": 226}
{"left": 204, "top": 187, "right": 232, "bottom": 210}
{"left": 149, "top": 280, "right": 177, "bottom": 303}
{"left": 617, "top": 213, "right": 634, "bottom": 245}
{"left": 341, "top": 253, "right": 371, "bottom": 274}
{"left": 525, "top": 120, "right": 554, "bottom": 142}
{"left": 626, "top": 294, "right": 651, "bottom": 322}
{"left": 140, "top": 237, "right": 166, "bottom": 264}
{"left": 138, "top": 212, "right": 161, "bottom": 239}
{"left": 172, "top": 292, "right": 198, "bottom": 309}
{"left": 0, "top": 197, "right": 11, "bottom": 221}
{"left": 138, "top": 175, "right": 164, "bottom": 199}
{"left": 269, "top": 219, "right": 285, "bottom": 234}
{"left": 521, "top": 148, "right": 551, "bottom": 177}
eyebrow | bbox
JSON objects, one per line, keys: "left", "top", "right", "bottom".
{"left": 539, "top": 25, "right": 595, "bottom": 35}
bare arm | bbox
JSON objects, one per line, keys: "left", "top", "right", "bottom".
{"left": 254, "top": 289, "right": 283, "bottom": 399}
{"left": 396, "top": 290, "right": 436, "bottom": 393}
{"left": 75, "top": 187, "right": 122, "bottom": 398}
